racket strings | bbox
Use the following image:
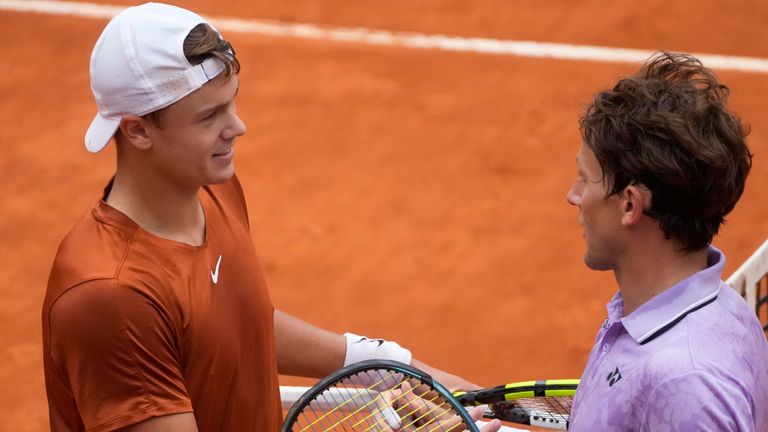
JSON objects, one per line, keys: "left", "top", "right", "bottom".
{"left": 493, "top": 395, "right": 572, "bottom": 423}
{"left": 393, "top": 387, "right": 455, "bottom": 431}
{"left": 549, "top": 395, "right": 572, "bottom": 416}
{"left": 364, "top": 374, "right": 472, "bottom": 432}
{"left": 294, "top": 368, "right": 471, "bottom": 431}
{"left": 357, "top": 384, "right": 424, "bottom": 431}
{"left": 351, "top": 374, "right": 464, "bottom": 432}
{"left": 298, "top": 370, "right": 397, "bottom": 431}
{"left": 515, "top": 395, "right": 571, "bottom": 416}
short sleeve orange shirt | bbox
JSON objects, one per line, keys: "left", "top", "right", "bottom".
{"left": 42, "top": 176, "right": 282, "bottom": 431}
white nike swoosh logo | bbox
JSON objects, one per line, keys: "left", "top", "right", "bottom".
{"left": 210, "top": 254, "right": 222, "bottom": 284}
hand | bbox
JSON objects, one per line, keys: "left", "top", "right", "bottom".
{"left": 467, "top": 406, "right": 502, "bottom": 432}
{"left": 376, "top": 382, "right": 499, "bottom": 431}
{"left": 411, "top": 359, "right": 481, "bottom": 392}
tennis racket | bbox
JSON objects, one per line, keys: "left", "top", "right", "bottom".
{"left": 281, "top": 359, "right": 481, "bottom": 431}
{"left": 454, "top": 379, "right": 578, "bottom": 430}
{"left": 281, "top": 362, "right": 579, "bottom": 431}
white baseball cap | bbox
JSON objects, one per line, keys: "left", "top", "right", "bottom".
{"left": 85, "top": 2, "right": 228, "bottom": 152}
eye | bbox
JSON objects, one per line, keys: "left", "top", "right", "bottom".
{"left": 202, "top": 110, "right": 218, "bottom": 121}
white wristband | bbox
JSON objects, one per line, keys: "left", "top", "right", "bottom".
{"left": 343, "top": 332, "right": 412, "bottom": 367}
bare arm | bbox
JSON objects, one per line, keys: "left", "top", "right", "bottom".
{"left": 274, "top": 309, "right": 346, "bottom": 377}
{"left": 274, "top": 310, "right": 481, "bottom": 392}
{"left": 116, "top": 413, "right": 198, "bottom": 432}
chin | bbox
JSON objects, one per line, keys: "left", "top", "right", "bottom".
{"left": 584, "top": 252, "right": 614, "bottom": 271}
{"left": 207, "top": 166, "right": 236, "bottom": 185}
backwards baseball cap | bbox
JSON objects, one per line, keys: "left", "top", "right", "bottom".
{"left": 85, "top": 2, "right": 228, "bottom": 152}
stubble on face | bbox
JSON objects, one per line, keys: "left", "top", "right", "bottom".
{"left": 568, "top": 145, "right": 623, "bottom": 271}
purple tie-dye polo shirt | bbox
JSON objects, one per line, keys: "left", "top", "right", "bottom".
{"left": 569, "top": 246, "right": 768, "bottom": 431}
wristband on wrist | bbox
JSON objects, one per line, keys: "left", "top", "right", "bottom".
{"left": 343, "top": 332, "right": 412, "bottom": 367}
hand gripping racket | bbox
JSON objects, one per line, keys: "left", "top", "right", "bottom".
{"left": 281, "top": 359, "right": 480, "bottom": 432}
{"left": 281, "top": 362, "right": 579, "bottom": 431}
{"left": 454, "top": 379, "right": 578, "bottom": 430}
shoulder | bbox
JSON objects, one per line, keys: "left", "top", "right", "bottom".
{"left": 637, "top": 287, "right": 767, "bottom": 385}
{"left": 637, "top": 288, "right": 768, "bottom": 429}
{"left": 44, "top": 279, "right": 192, "bottom": 431}
{"left": 46, "top": 277, "right": 182, "bottom": 375}
{"left": 712, "top": 283, "right": 765, "bottom": 333}
{"left": 46, "top": 202, "right": 138, "bottom": 309}
{"left": 643, "top": 370, "right": 757, "bottom": 430}
{"left": 46, "top": 279, "right": 144, "bottom": 368}
{"left": 685, "top": 285, "right": 768, "bottom": 366}
{"left": 47, "top": 278, "right": 173, "bottom": 341}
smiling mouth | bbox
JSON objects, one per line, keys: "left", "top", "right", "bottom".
{"left": 213, "top": 147, "right": 233, "bottom": 157}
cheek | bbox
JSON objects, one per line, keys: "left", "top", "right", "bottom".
{"left": 580, "top": 191, "right": 604, "bottom": 222}
{"left": 175, "top": 129, "right": 212, "bottom": 154}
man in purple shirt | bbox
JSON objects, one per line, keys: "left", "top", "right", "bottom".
{"left": 566, "top": 51, "right": 768, "bottom": 431}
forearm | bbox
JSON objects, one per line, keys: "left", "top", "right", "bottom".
{"left": 274, "top": 310, "right": 411, "bottom": 377}
{"left": 273, "top": 310, "right": 477, "bottom": 391}
{"left": 274, "top": 309, "right": 346, "bottom": 377}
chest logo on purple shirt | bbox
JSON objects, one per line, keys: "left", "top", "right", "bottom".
{"left": 607, "top": 367, "right": 622, "bottom": 387}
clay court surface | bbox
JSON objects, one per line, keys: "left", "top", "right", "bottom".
{"left": 2, "top": 0, "right": 768, "bottom": 429}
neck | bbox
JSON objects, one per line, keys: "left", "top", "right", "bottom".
{"left": 614, "top": 242, "right": 708, "bottom": 316}
{"left": 106, "top": 168, "right": 206, "bottom": 246}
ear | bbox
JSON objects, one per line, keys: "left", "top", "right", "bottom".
{"left": 117, "top": 115, "right": 153, "bottom": 150}
{"left": 620, "top": 184, "right": 650, "bottom": 226}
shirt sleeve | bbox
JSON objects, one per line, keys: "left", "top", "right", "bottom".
{"left": 48, "top": 279, "right": 193, "bottom": 431}
{"left": 643, "top": 370, "right": 756, "bottom": 431}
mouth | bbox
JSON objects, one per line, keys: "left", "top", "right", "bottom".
{"left": 212, "top": 147, "right": 233, "bottom": 158}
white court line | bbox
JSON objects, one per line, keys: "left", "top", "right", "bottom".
{"left": 3, "top": 0, "right": 768, "bottom": 74}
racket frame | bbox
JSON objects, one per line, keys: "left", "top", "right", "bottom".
{"left": 454, "top": 379, "right": 578, "bottom": 431}
{"left": 281, "top": 359, "right": 480, "bottom": 432}
{"left": 454, "top": 379, "right": 579, "bottom": 406}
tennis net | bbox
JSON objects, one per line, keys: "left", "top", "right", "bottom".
{"left": 726, "top": 238, "right": 768, "bottom": 335}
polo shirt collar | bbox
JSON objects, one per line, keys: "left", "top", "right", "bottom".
{"left": 608, "top": 246, "right": 724, "bottom": 345}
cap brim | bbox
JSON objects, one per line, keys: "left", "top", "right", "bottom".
{"left": 85, "top": 113, "right": 120, "bottom": 153}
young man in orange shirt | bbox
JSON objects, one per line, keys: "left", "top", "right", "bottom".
{"left": 43, "top": 4, "right": 501, "bottom": 431}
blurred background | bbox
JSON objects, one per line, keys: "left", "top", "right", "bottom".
{"left": 2, "top": 1, "right": 767, "bottom": 429}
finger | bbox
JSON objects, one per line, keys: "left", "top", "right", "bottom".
{"left": 479, "top": 419, "right": 502, "bottom": 432}
{"left": 426, "top": 412, "right": 464, "bottom": 431}
{"left": 399, "top": 386, "right": 454, "bottom": 428}
{"left": 374, "top": 388, "right": 403, "bottom": 430}
{"left": 379, "top": 406, "right": 401, "bottom": 430}
{"left": 466, "top": 406, "right": 486, "bottom": 421}
{"left": 409, "top": 380, "right": 438, "bottom": 400}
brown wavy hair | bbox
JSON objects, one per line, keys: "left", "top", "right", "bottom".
{"left": 580, "top": 51, "right": 752, "bottom": 251}
{"left": 143, "top": 23, "right": 240, "bottom": 126}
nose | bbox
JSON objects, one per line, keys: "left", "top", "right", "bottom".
{"left": 566, "top": 179, "right": 582, "bottom": 207}
{"left": 223, "top": 112, "right": 247, "bottom": 140}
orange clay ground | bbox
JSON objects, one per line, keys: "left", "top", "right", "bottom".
{"left": 1, "top": 1, "right": 767, "bottom": 430}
